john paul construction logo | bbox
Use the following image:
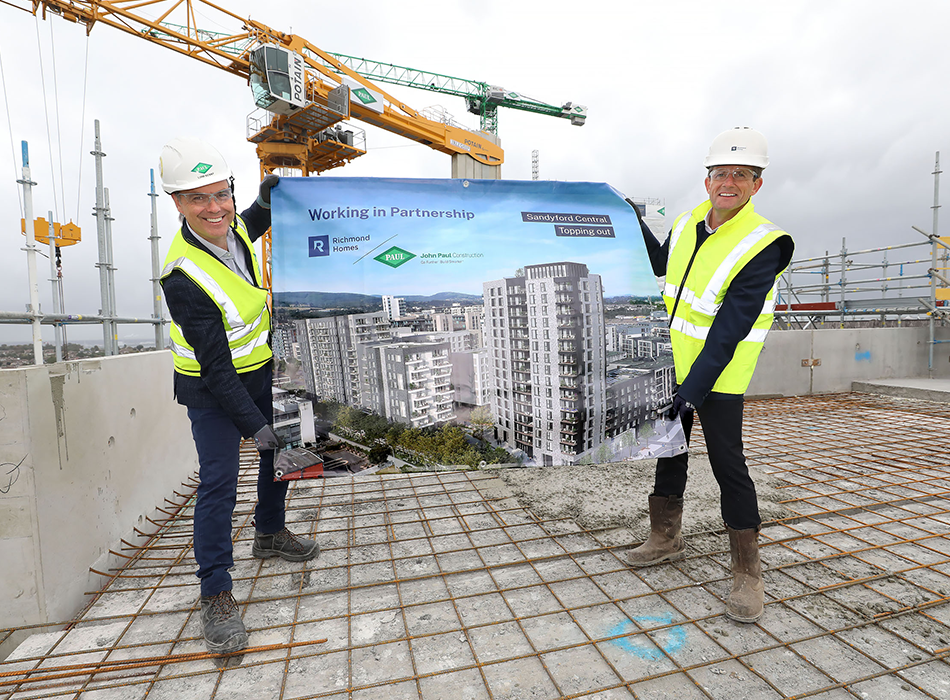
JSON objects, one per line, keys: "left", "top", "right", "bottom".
{"left": 374, "top": 246, "right": 415, "bottom": 269}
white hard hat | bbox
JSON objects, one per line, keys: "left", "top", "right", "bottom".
{"left": 159, "top": 137, "right": 232, "bottom": 194}
{"left": 703, "top": 126, "right": 769, "bottom": 170}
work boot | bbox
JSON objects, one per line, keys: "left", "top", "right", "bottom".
{"left": 725, "top": 526, "right": 765, "bottom": 623}
{"left": 252, "top": 527, "right": 320, "bottom": 562}
{"left": 199, "top": 590, "right": 248, "bottom": 654}
{"left": 625, "top": 494, "right": 686, "bottom": 567}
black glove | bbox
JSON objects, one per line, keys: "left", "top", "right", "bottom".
{"left": 666, "top": 393, "right": 695, "bottom": 422}
{"left": 257, "top": 173, "right": 279, "bottom": 207}
{"left": 253, "top": 424, "right": 284, "bottom": 451}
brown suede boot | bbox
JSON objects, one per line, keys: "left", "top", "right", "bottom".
{"left": 625, "top": 495, "right": 686, "bottom": 567}
{"left": 725, "top": 526, "right": 765, "bottom": 623}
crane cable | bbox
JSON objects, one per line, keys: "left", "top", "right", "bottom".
{"left": 49, "top": 18, "right": 68, "bottom": 223}
{"left": 0, "top": 28, "right": 23, "bottom": 220}
{"left": 76, "top": 34, "right": 90, "bottom": 223}
{"left": 33, "top": 13, "right": 61, "bottom": 223}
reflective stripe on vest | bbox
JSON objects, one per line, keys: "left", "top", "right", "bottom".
{"left": 667, "top": 212, "right": 692, "bottom": 256}
{"left": 691, "top": 223, "right": 781, "bottom": 315}
{"left": 671, "top": 313, "right": 770, "bottom": 343}
{"left": 161, "top": 217, "right": 271, "bottom": 376}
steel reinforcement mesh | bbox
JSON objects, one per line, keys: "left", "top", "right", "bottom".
{"left": 2, "top": 392, "right": 950, "bottom": 699}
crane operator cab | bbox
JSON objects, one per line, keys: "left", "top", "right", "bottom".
{"left": 250, "top": 45, "right": 308, "bottom": 116}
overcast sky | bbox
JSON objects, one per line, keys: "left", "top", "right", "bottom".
{"left": 1, "top": 0, "right": 948, "bottom": 344}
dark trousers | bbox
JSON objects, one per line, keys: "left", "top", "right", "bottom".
{"left": 187, "top": 387, "right": 288, "bottom": 597}
{"left": 653, "top": 396, "right": 761, "bottom": 530}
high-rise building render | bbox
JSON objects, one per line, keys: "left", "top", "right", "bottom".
{"left": 483, "top": 262, "right": 606, "bottom": 465}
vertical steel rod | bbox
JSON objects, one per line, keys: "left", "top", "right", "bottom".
{"left": 92, "top": 120, "right": 113, "bottom": 356}
{"left": 148, "top": 170, "right": 164, "bottom": 350}
{"left": 48, "top": 214, "right": 62, "bottom": 362}
{"left": 930, "top": 151, "right": 941, "bottom": 377}
{"left": 18, "top": 141, "right": 43, "bottom": 365}
{"left": 822, "top": 251, "right": 829, "bottom": 304}
{"left": 839, "top": 238, "right": 847, "bottom": 328}
{"left": 104, "top": 187, "right": 118, "bottom": 352}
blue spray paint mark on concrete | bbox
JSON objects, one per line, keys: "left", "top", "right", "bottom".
{"left": 607, "top": 613, "right": 688, "bottom": 660}
{"left": 855, "top": 351, "right": 872, "bottom": 362}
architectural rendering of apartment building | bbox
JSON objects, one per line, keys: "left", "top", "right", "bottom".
{"left": 295, "top": 313, "right": 456, "bottom": 428}
{"left": 483, "top": 262, "right": 607, "bottom": 465}
{"left": 604, "top": 363, "right": 675, "bottom": 438}
{"left": 295, "top": 312, "right": 391, "bottom": 404}
{"left": 357, "top": 339, "right": 455, "bottom": 427}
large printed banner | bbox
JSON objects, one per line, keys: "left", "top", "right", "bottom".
{"left": 272, "top": 178, "right": 685, "bottom": 467}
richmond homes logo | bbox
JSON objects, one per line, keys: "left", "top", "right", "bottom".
{"left": 374, "top": 246, "right": 416, "bottom": 268}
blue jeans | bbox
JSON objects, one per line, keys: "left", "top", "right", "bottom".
{"left": 187, "top": 384, "right": 289, "bottom": 597}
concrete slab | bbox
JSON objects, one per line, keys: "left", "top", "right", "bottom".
{"left": 3, "top": 392, "right": 950, "bottom": 699}
{"left": 853, "top": 376, "right": 950, "bottom": 402}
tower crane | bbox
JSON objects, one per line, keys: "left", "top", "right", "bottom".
{"left": 22, "top": 0, "right": 503, "bottom": 173}
{"left": 18, "top": 0, "right": 588, "bottom": 285}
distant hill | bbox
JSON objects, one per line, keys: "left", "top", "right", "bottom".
{"left": 275, "top": 291, "right": 483, "bottom": 308}
{"left": 274, "top": 291, "right": 379, "bottom": 308}
{"left": 604, "top": 295, "right": 662, "bottom": 304}
{"left": 403, "top": 292, "right": 483, "bottom": 303}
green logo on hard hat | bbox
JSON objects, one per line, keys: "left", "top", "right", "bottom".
{"left": 374, "top": 246, "right": 415, "bottom": 268}
{"left": 191, "top": 162, "right": 213, "bottom": 174}
{"left": 352, "top": 87, "right": 377, "bottom": 105}
{"left": 658, "top": 207, "right": 666, "bottom": 216}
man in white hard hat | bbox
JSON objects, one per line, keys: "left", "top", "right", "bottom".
{"left": 628, "top": 127, "right": 794, "bottom": 623}
{"left": 159, "top": 137, "right": 318, "bottom": 654}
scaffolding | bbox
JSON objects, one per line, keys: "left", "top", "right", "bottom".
{"left": 5, "top": 124, "right": 165, "bottom": 362}
{"left": 776, "top": 152, "right": 948, "bottom": 376}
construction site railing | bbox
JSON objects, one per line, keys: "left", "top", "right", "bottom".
{"left": 775, "top": 237, "right": 944, "bottom": 329}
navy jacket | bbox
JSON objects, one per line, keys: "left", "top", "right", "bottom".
{"left": 160, "top": 202, "right": 273, "bottom": 437}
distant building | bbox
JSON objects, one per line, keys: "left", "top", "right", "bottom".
{"left": 382, "top": 295, "right": 406, "bottom": 321}
{"left": 272, "top": 386, "right": 316, "bottom": 448}
{"left": 272, "top": 323, "right": 297, "bottom": 360}
{"left": 296, "top": 313, "right": 456, "bottom": 428}
{"left": 451, "top": 347, "right": 493, "bottom": 406}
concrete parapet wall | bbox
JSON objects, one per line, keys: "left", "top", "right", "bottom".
{"left": 0, "top": 351, "right": 197, "bottom": 631}
{"left": 748, "top": 326, "right": 950, "bottom": 397}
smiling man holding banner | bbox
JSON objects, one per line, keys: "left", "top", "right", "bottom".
{"left": 159, "top": 137, "right": 319, "bottom": 654}
{"left": 627, "top": 127, "right": 794, "bottom": 623}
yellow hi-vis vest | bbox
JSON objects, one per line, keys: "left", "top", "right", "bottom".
{"left": 160, "top": 217, "right": 272, "bottom": 377}
{"left": 664, "top": 200, "right": 790, "bottom": 394}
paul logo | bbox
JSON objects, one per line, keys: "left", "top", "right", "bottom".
{"left": 352, "top": 87, "right": 377, "bottom": 105}
{"left": 374, "top": 246, "right": 415, "bottom": 268}
{"left": 309, "top": 235, "right": 330, "bottom": 257}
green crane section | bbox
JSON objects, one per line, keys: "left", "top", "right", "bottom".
{"left": 145, "top": 23, "right": 586, "bottom": 135}
{"left": 325, "top": 53, "right": 587, "bottom": 135}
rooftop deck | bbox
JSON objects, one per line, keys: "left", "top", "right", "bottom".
{"left": 2, "top": 391, "right": 950, "bottom": 699}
